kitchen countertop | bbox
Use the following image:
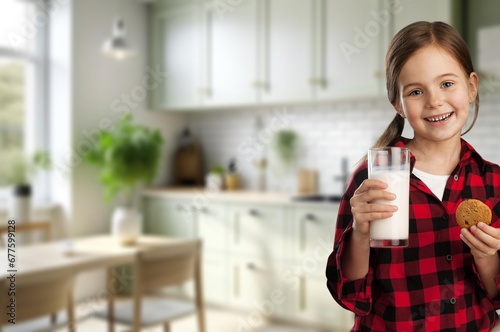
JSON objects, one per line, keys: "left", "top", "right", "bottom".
{"left": 141, "top": 187, "right": 343, "bottom": 207}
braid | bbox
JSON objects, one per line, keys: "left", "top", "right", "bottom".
{"left": 373, "top": 114, "right": 405, "bottom": 148}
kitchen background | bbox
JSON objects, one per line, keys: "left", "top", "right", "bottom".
{"left": 188, "top": 97, "right": 500, "bottom": 196}
{"left": 2, "top": 0, "right": 500, "bottom": 331}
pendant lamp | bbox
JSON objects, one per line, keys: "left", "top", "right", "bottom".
{"left": 102, "top": 16, "right": 134, "bottom": 60}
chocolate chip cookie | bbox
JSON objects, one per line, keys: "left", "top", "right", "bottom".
{"left": 456, "top": 199, "right": 492, "bottom": 229}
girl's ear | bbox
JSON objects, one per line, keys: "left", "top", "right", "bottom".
{"left": 393, "top": 102, "right": 405, "bottom": 119}
{"left": 468, "top": 72, "right": 479, "bottom": 102}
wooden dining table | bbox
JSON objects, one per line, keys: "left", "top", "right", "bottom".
{"left": 0, "top": 234, "right": 193, "bottom": 332}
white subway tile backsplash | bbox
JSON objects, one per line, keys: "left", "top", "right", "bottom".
{"left": 186, "top": 96, "right": 500, "bottom": 194}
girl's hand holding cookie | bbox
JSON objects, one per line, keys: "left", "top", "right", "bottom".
{"left": 457, "top": 199, "right": 499, "bottom": 259}
{"left": 455, "top": 199, "right": 500, "bottom": 261}
{"left": 460, "top": 222, "right": 500, "bottom": 260}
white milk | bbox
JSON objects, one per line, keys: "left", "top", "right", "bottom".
{"left": 369, "top": 170, "right": 410, "bottom": 241}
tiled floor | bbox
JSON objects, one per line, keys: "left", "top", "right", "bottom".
{"left": 65, "top": 305, "right": 329, "bottom": 332}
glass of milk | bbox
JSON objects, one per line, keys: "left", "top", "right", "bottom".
{"left": 368, "top": 147, "right": 410, "bottom": 247}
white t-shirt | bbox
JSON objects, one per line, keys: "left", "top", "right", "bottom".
{"left": 412, "top": 168, "right": 449, "bottom": 201}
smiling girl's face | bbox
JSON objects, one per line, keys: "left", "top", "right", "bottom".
{"left": 396, "top": 45, "right": 478, "bottom": 144}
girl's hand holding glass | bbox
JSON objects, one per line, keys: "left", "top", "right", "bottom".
{"left": 349, "top": 179, "right": 398, "bottom": 237}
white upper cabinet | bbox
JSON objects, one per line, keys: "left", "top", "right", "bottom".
{"left": 205, "top": 0, "right": 316, "bottom": 105}
{"left": 203, "top": 0, "right": 260, "bottom": 106}
{"left": 150, "top": 2, "right": 204, "bottom": 110}
{"left": 149, "top": 0, "right": 458, "bottom": 111}
{"left": 260, "top": 0, "right": 315, "bottom": 103}
{"left": 316, "top": 0, "right": 387, "bottom": 100}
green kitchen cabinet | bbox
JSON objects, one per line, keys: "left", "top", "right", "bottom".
{"left": 228, "top": 255, "right": 291, "bottom": 317}
{"left": 148, "top": 0, "right": 461, "bottom": 110}
{"left": 142, "top": 197, "right": 196, "bottom": 237}
{"left": 287, "top": 204, "right": 354, "bottom": 330}
{"left": 289, "top": 205, "right": 338, "bottom": 277}
{"left": 227, "top": 203, "right": 287, "bottom": 261}
{"left": 149, "top": 0, "right": 205, "bottom": 110}
{"left": 203, "top": 0, "right": 261, "bottom": 106}
{"left": 142, "top": 196, "right": 229, "bottom": 303}
{"left": 141, "top": 193, "right": 352, "bottom": 329}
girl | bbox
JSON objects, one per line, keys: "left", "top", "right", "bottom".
{"left": 326, "top": 21, "right": 500, "bottom": 331}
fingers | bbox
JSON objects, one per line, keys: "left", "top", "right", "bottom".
{"left": 460, "top": 223, "right": 500, "bottom": 257}
{"left": 352, "top": 179, "right": 396, "bottom": 202}
{"left": 356, "top": 179, "right": 389, "bottom": 194}
{"left": 350, "top": 179, "right": 399, "bottom": 234}
{"left": 351, "top": 202, "right": 398, "bottom": 222}
{"left": 474, "top": 222, "right": 500, "bottom": 240}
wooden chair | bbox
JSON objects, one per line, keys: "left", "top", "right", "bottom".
{"left": 96, "top": 238, "right": 206, "bottom": 332}
{"left": 0, "top": 220, "right": 76, "bottom": 332}
{"left": 0, "top": 271, "right": 76, "bottom": 332}
{"left": 0, "top": 221, "right": 52, "bottom": 247}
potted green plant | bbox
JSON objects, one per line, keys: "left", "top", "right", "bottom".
{"left": 85, "top": 114, "right": 163, "bottom": 244}
{"left": 272, "top": 130, "right": 299, "bottom": 192}
{"left": 274, "top": 129, "right": 299, "bottom": 168}
{"left": 0, "top": 150, "right": 51, "bottom": 224}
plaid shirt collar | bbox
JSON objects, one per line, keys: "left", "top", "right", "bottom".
{"left": 391, "top": 136, "right": 487, "bottom": 173}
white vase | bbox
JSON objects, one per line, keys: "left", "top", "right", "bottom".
{"left": 111, "top": 207, "right": 142, "bottom": 245}
{"left": 205, "top": 173, "right": 223, "bottom": 192}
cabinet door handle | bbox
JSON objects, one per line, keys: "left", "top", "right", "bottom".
{"left": 246, "top": 262, "right": 256, "bottom": 270}
{"left": 299, "top": 276, "right": 306, "bottom": 310}
{"left": 234, "top": 265, "right": 240, "bottom": 297}
{"left": 318, "top": 0, "right": 327, "bottom": 90}
{"left": 305, "top": 213, "right": 316, "bottom": 221}
{"left": 300, "top": 216, "right": 306, "bottom": 251}
{"left": 234, "top": 212, "right": 240, "bottom": 244}
{"left": 262, "top": 0, "right": 270, "bottom": 95}
{"left": 191, "top": 206, "right": 208, "bottom": 213}
{"left": 300, "top": 214, "right": 316, "bottom": 251}
{"left": 309, "top": 78, "right": 327, "bottom": 88}
{"left": 248, "top": 209, "right": 259, "bottom": 217}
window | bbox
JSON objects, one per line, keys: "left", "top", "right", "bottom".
{"left": 0, "top": 0, "right": 47, "bottom": 202}
{"left": 0, "top": 59, "right": 24, "bottom": 154}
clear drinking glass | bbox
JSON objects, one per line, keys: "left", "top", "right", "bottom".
{"left": 368, "top": 147, "right": 410, "bottom": 247}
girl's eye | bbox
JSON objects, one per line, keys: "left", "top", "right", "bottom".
{"left": 442, "top": 81, "right": 454, "bottom": 88}
{"left": 409, "top": 90, "right": 423, "bottom": 96}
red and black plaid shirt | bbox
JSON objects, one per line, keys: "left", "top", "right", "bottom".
{"left": 326, "top": 137, "right": 500, "bottom": 331}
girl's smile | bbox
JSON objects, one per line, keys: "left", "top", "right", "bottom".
{"left": 425, "top": 111, "right": 453, "bottom": 123}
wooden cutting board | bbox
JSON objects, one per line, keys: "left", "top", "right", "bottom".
{"left": 297, "top": 168, "right": 317, "bottom": 194}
